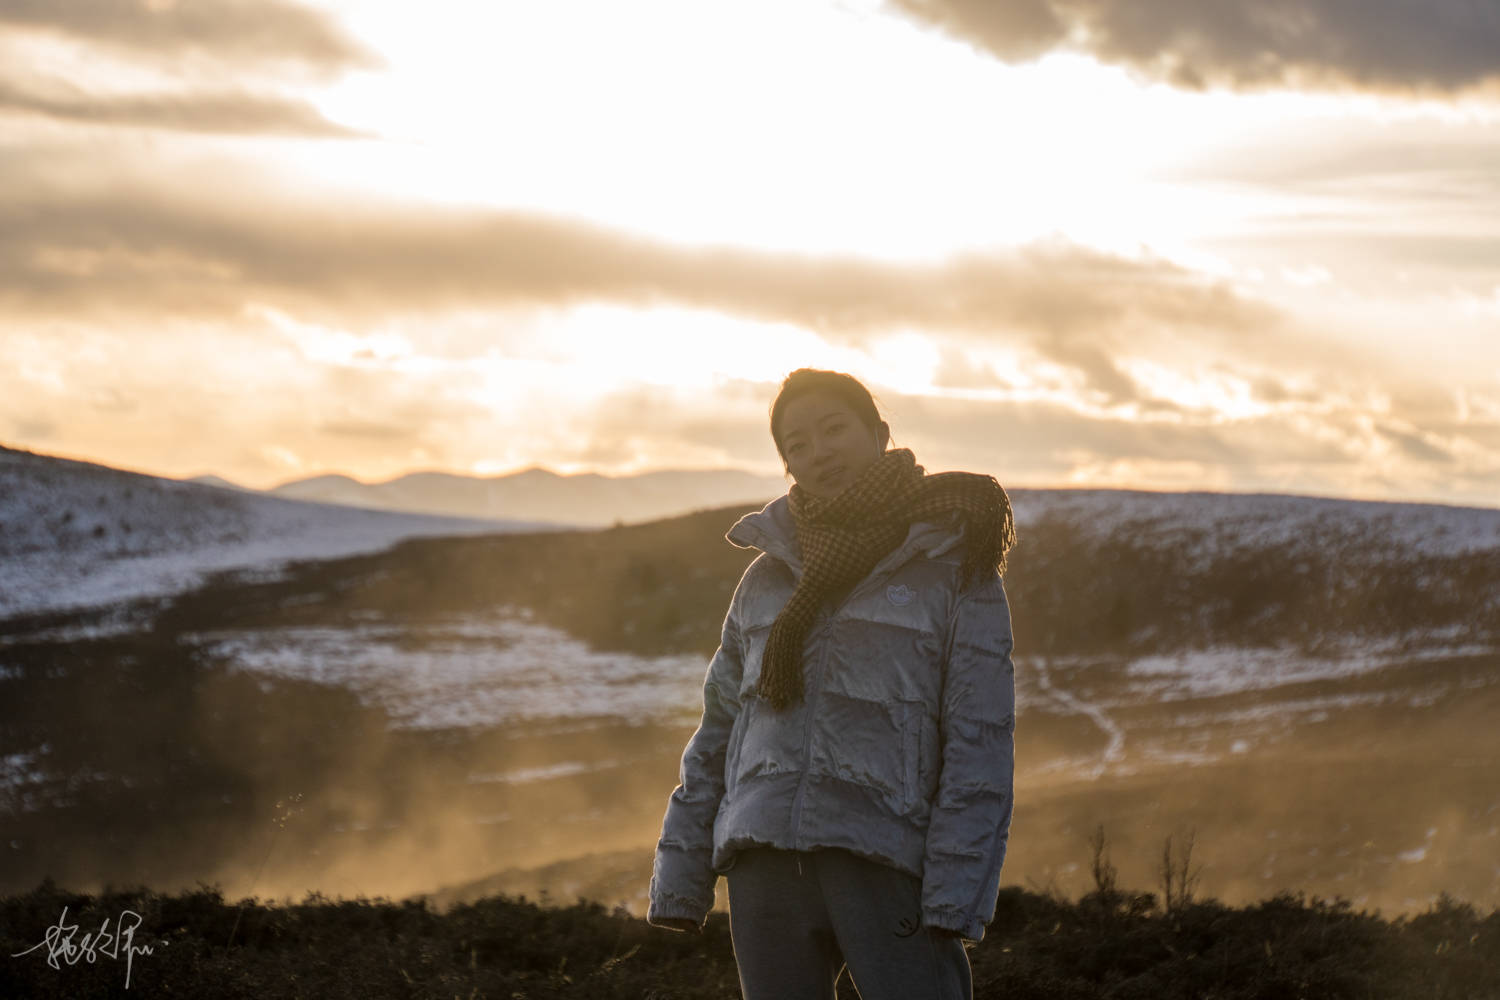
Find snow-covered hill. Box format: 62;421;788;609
1011;487;1500;564
0;445;549;623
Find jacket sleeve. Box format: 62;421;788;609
646;604;745;928
921;571;1015;941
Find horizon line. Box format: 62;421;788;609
6;439;1497;515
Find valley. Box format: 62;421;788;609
4;485;1498;918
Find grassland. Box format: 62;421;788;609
3;869;1497;999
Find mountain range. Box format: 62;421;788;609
194;465;790;528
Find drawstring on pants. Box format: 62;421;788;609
797;855;803;876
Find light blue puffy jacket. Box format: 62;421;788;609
647;494;1016;941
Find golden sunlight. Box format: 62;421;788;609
304;2;1290;263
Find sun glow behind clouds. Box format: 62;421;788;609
5;0;1498;504
1120;360;1270;422
259;309;418;368
497;306;844;388
303;0;1298;263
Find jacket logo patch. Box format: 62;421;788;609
886;584;915;606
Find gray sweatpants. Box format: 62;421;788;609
725;846;973;1000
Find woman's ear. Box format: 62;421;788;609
878;420;891;451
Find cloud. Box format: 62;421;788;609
0;322;492;485
0;1;374;139
1205;230;1500;299
8;417;58;441
0;78;364;136
317;419;419;440
1175;133;1500;201
886;0;1500;94
886;0;1067;61
1376;421;1456;465
0;168;1279;405
9;311;1498;505
0;0;377;77
897;393;1243;472
933;348;1007;390
885;390;1500;504
1041;341;1142;405
578;382;790;472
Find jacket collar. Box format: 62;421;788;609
726;493;965;581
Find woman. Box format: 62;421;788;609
647;368;1017;1000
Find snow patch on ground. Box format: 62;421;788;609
184;612;709;728
0;747;51;815
0;602;161;647
1165;692;1392;729
1123;635;1496;699
1015;642;1496;781
467;761;618;784
1398;828;1439;863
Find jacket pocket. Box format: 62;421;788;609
724;701;751;794
812;692;910;813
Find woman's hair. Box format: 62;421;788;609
769;368;885;465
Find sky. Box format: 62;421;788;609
2;0;1498;506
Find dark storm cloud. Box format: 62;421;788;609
887;0;1500;94
0;79;364;136
0;175;1277;402
0;0;377;76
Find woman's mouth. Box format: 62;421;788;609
818;466;845;485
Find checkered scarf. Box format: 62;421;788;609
756;448;1016;711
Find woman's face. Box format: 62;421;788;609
777;391;889;499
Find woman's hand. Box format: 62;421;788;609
656;917;702;934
